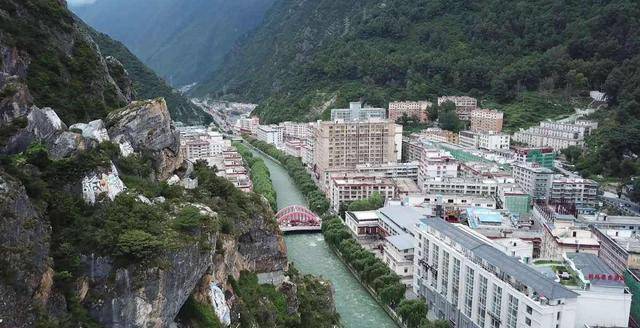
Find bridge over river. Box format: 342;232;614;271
276;204;322;232
248;146;398;328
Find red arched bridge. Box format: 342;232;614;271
276;205;322;233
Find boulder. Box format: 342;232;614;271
69;119;110;143
48;131;97;160
107;98;183;180
27;107;66;140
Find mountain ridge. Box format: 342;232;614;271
71;0;276;86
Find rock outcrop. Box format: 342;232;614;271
105;56;135;102
107;98;183;180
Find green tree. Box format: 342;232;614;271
116;229;163;260
347;192;384;212
398;299;428;328
561;145;582;165
438;110;462;133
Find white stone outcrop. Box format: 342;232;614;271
81;162;126;204
209;283;231;326
69;119;109;143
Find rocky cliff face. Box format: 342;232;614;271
81;235;216;327
107;99;183;180
0;171;63;328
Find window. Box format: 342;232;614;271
477;276;488;328
489;285;502;328
525;317;531;326
452;258;461;307
464;267;475;317
507;294;519;328
526;305;532;315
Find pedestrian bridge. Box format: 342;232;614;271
276;205;322;233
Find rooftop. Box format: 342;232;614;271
378;205;428;234
566;252;626;288
420;218;578;300
386;233;415;251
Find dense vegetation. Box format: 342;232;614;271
199;0;640;125
230;268;340;328
235;142;278;210
346;192;384;212
85;27;211;125
0;0;128;124
245;137;330;214
176;296;223;328
72;0;275;86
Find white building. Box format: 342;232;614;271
459;131;510;150
279;121;311;139
384;233;416;286
512;121;598;151
421;177;498;196
256;125;284;147
414;218;579;328
330;101;387;121
355;161;419;181
563;252;632;328
417;147;459;192
235;116;260;134
179;126;231;162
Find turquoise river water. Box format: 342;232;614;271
249;148;397;328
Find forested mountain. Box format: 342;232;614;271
71;0;276;86
84;26;211;124
197;0;639;122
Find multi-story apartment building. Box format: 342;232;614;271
234;116;260;135
414;218;579;328
330;176;396;211
437;96;478;120
279;121;311;139
470;109;504;133
550;177;598;209
313;120;401;186
330;101;387;121
355;161;419;181
512;146;556;169
459;131;510;150
421;127;459;144
421;177;498;196
512;121;598;151
388;101;432;123
256;125;284;147
512;163;554;201
179;127;231;162
417;148;459;191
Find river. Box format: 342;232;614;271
249;148;397;328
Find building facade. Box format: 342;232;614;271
388;101;431;123
329;176;396;211
256;125;284;147
421;177;498;196
414;218;579;328
313;120;401;185
512;163;554;201
437;96;478;120
330;101;387;121
459;131;510;150
470;109;504;133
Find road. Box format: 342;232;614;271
602;196;640;216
